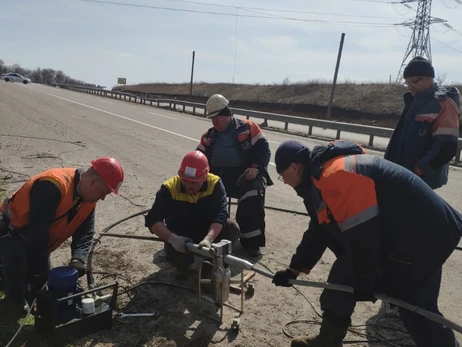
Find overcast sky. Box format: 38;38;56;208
1;0;462;88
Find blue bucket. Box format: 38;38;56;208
48;266;79;318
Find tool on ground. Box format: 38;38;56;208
34;266;118;345
116;312;159;319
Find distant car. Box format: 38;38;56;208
0;72;31;84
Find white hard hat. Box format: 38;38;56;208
206;94;229;118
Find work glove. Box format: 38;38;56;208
272;268;297;287
198;236;213;249
168;233;192;254
69;259;86;278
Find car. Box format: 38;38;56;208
0;72;31;84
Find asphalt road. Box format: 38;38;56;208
3;82;462;211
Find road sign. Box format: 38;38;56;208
117;77;127;85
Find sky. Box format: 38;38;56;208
1;0;462;89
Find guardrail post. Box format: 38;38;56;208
368;135;375;147
183;105;185;112
204;108;206;116
150;100;153;106
456;148;461;162
336;130;341;139
193;107;196;114
284;122;288;131
246;115;250;120
308;125;313;136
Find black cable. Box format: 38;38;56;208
86;210;457;346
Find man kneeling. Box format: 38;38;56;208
145;151;240;275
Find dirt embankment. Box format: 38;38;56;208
114;82;412;128
114;82;462;130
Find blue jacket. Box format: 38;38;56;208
385;84;460;189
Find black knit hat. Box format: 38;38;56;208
403;56;435;78
275;140;310;174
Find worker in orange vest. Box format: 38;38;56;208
0;157;124;313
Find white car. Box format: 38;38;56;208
1;72;31;84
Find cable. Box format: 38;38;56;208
5;298;37;347
75;0;397;27
157;0;402;19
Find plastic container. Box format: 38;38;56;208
48;266;79;319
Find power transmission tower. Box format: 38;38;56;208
395;0;446;83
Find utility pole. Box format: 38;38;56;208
395;0;445;83
327;33;345;120
189;51;195;100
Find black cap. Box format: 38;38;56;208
275;140;310;174
403;56;435;78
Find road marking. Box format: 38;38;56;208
149;112;176;120
45;92;276;166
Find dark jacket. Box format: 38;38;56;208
197;118;273;186
145;173;228;241
290;141;462;296
385;84;460;189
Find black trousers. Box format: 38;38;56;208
164;219;240;270
210;166;267;250
319;252;456;347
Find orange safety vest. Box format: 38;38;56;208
0;168;96;253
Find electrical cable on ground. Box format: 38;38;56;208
83;207;460;346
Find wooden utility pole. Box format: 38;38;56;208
327;33;345;120
189;51;195;100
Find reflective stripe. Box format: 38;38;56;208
240;228;262;238
344;155;356;173
416;113;439;121
433;128;459;137
251;132;264;146
238;189;258;203
339;205;379;231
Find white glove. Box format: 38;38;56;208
168;233;192;254
198;236;213;249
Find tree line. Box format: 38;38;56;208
0;59;99;88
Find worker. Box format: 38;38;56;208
0;157;124;313
196;94;273;258
385;56;460;190
145;150;240;276
272;139;461;347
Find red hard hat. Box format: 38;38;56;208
178;151;209;182
91;157;124;194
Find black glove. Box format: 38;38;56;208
353;285;377;303
272;269;297;287
69;259;86;278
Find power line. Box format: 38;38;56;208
433;37;462;54
75;0;397;27
156;0;402;20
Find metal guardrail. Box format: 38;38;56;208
58;84;462;162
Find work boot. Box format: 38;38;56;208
291;311;350;347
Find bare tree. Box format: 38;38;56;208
55;70;65;84
436;73;447;86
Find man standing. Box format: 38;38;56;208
385;56;460;189
145;151;240;274
0;157;124;312
197;94;273;258
272;139;461;347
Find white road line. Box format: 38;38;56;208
45;92;276;166
149;112;176;120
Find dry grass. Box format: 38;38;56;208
114;81;418;116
